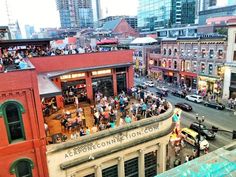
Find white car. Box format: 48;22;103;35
146;81;155;87
185;94;203;103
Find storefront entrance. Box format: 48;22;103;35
92;76;114;97
117;73;127;94
61;80;87;105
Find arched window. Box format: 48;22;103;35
0;100;25;143
163;48;166;55
10;158;34;177
168;49;172;56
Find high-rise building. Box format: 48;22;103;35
198;0;236;25
56;0;94;29
92;0;101;22
25;25;35;39
137;0;196;33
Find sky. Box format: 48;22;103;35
0;0;138;34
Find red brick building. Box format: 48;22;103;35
0;64;49;177
0;49;134;176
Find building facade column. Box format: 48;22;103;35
223;66;231;99
112;69;118;96
118;157;125;177
86;72;93;101
95;165;102;177
127;66;134;89
138;149;145;177
157;143;166;173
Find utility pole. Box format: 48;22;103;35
195;114;205;158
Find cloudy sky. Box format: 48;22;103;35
0;0;138;32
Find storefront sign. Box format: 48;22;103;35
92;69;111;76
64;123;159;159
60;73;85;80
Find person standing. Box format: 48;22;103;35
74;95;79;109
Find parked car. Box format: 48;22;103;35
171;90;187;98
203;101;225;110
175;102;192;112
180;128;209;150
146;81;155;87
156;86;169;92
136;84;147;89
185;94;203;103
156;88;168;97
189;122;216;140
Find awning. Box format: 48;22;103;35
38;74;61;98
45;62;133;78
180;71;197;77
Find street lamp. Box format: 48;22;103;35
195;114;205;157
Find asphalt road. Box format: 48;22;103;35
134;77;236;152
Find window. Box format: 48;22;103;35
193;49;198;58
125;158;138;177
168;60;172;68
102;165;118;177
192;62;197;72
181;49;184;56
162;60;167;68
0;100;25;143
208;64;213;75
201;49;206;58
187;49;191;56
201;63;205;73
154;60;157;66
145;152;157;177
218;49;223;59
174;49;177;56
234;51;236;61
168;49;172;56
181;60;185;71
158;60;161;66
10;158;34;177
163;48;166;55
185;61;190;71
217;66;222;76
209;49;214;59
174;61;177;69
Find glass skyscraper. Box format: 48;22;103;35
56;0;93;29
137;0;196;33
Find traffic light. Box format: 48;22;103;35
232;130;236;140
212;126;219;133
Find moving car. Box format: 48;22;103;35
175;102;192;112
171;90;187;98
180;128;209;150
156;86;168;92
203;101;225;110
136;84;147;89
189;122;216;140
185;94;203;103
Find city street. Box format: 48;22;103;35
134;77;236;152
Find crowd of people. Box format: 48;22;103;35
47;88;170;143
0;44;120;72
228;97;236;110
